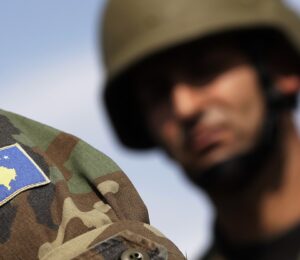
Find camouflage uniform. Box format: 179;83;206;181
0;109;185;260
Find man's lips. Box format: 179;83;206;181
186;127;224;153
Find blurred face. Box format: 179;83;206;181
133;40;266;178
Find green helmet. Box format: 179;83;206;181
101;0;300;149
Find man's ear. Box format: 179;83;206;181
276;75;300;95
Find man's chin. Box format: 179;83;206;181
183;158;239;191
182;148;268;194
182;118;279;193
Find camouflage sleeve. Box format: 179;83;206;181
0;110;185;260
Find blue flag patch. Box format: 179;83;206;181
0;143;50;206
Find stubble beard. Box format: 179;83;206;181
183;107;282;195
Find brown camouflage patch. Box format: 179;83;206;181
45;133;79;181
0;188;57;259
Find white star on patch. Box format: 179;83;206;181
3;156;9;160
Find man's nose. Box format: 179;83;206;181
171;82;205;120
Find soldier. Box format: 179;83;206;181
101;0;300;259
0;110;185;260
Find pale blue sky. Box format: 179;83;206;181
1;1;300;259
0;0;103;79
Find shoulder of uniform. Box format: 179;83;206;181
0;109;121;176
0;109;61;150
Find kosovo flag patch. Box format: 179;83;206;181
0;143;50;206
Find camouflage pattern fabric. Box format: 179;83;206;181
0;109;185;260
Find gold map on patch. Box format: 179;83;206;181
0;166;17;190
